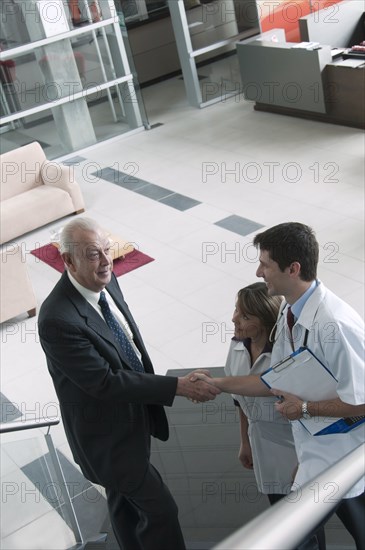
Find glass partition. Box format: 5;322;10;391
195;46;241;104
186;0;252;49
0;0;146;158
117;0;168;24
168;0;260;108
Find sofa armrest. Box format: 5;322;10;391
41;160;85;212
0;245;37;322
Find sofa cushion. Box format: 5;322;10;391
1;186;75;243
0;142;46;201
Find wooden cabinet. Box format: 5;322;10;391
323;62;365;128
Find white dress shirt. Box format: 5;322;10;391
67;271;142;361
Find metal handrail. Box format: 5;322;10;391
0;417;60;433
0;18;117;61
214;442;365;549
0;76;133;125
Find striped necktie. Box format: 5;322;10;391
98;290;144;372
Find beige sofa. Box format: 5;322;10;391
0;141;85;245
0;244;37;323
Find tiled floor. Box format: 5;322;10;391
0;73;363;549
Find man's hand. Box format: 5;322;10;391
188;371;218;386
176;371;221;402
271;389;302;420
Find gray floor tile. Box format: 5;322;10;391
159;193;201;211
134;182;174;200
116;176;151;191
214;215;264;237
62;156;87;166
94;167;149;190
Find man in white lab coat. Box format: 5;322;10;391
253;222;365;549
193;222;364;548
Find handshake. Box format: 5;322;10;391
176;369;220;403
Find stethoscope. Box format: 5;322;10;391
269;303;309;348
269;305;287;344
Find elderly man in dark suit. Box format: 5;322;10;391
38;217;219;550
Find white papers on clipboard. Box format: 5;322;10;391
261;347;365;436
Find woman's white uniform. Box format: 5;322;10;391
271;281;365;498
225;339;298;494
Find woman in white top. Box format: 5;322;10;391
226;282;298;504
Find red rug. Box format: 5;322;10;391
31;244;154;277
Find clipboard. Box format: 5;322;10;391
261;347;365;436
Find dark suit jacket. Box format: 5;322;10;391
38;271;177;492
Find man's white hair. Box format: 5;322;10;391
59;217;107;255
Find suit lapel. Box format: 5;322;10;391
61;272;129;359
61;271;150;371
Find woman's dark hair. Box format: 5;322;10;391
236;282;282;338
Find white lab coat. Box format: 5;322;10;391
225;339;298;494
270;281;365;498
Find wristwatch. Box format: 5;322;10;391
301;401;311;420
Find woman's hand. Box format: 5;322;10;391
238;441;254;470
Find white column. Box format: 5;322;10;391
22;0;97;152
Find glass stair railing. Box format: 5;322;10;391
0;417;108;550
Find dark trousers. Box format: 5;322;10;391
295;491;365;550
335;492;365;550
267;493;326;550
268;491;365;550
105;463;186;550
